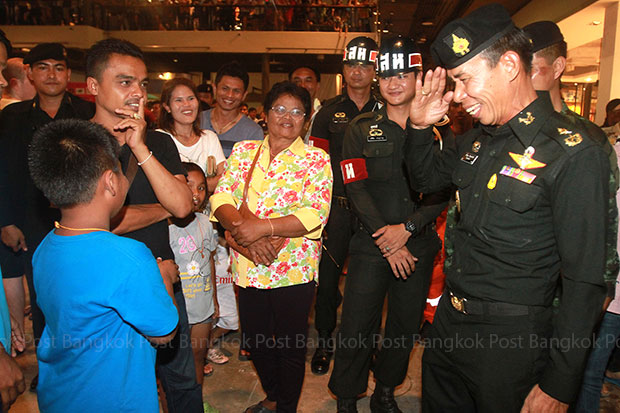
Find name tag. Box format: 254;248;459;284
460;152;478;164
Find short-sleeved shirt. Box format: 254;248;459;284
169;213;218;324
158;129;226;173
34;231;178;413
120;130;186;260
210;137;333;288
200;109;264;157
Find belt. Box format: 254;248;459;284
334;196;351;210
449;291;531;316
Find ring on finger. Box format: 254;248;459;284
132;113;142;120
385;246;391;252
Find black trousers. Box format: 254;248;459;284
314;200;356;335
422;296;552;413
328;233;440;398
239;282;315;413
156;284;203;413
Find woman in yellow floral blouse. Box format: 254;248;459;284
211;81;332;413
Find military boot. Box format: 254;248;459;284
336;398;358;413
369;382;402;413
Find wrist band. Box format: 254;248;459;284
137;151;153;166
268;218;274;237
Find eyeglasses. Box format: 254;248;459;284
271;105;305;119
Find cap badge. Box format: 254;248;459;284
518;112;535;125
451;33;470;57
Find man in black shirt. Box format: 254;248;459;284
0;44;94;385
308;36;381;376
86;38;201;412
408;5;609;411
329;36;446;413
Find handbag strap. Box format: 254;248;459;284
241;144;263;205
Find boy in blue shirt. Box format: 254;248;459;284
28;119;179;412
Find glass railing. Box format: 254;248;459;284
0;1;378;32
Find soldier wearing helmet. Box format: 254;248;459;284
329;36;448;412
308;36;382;377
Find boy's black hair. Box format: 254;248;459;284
29;119;121;208
215;61;249;91
86;38;144;80
182;161;205;179
0;29;12;57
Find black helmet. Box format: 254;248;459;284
377;36;422;78
343;36;379;66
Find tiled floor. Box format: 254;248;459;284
7;293;620;412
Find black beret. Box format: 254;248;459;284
24;43;68;65
431;3;515;69
522;21;564;53
197;83;213;94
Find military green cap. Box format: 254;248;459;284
431;4;515;69
522;21;564;53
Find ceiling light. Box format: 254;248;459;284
382;29;389;33
173;58;179;63
421;21;433;26
586;77;592;82
159;72;173;80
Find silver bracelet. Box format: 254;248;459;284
137;151;153;166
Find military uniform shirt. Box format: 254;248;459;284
407;91;609;402
310;92;380;197
342;106;448;256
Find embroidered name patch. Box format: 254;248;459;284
499;165;536;184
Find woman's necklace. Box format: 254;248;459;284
54;221;108;233
212;111;242;135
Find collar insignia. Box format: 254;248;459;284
518;112;535;125
472;141;481;153
451;34;470;56
564;133;583;147
557;128;572;135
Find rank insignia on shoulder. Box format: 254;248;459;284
472;141;481;153
518;112;535;125
333;112;348;124
461;152;478;165
500;165;536;184
564;133;583;147
367;128;386;142
557;128;572;135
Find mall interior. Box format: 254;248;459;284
2;0;620;412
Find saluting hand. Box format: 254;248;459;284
409;67;453;129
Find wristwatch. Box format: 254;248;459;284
404;220;417;236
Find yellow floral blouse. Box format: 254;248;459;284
210;136;333;289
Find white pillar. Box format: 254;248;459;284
596;2;620;125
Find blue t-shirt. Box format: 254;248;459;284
33;230;179;413
200;109;264;157
0;267;10;354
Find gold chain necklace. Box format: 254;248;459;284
54;221;109;233
212;111;242;135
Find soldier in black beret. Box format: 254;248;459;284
0;40;94;392
405;3;609;412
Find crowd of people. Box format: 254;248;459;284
1;3;620;413
0;0;377;32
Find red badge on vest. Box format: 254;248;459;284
308;136;330;153
340;158;368;184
